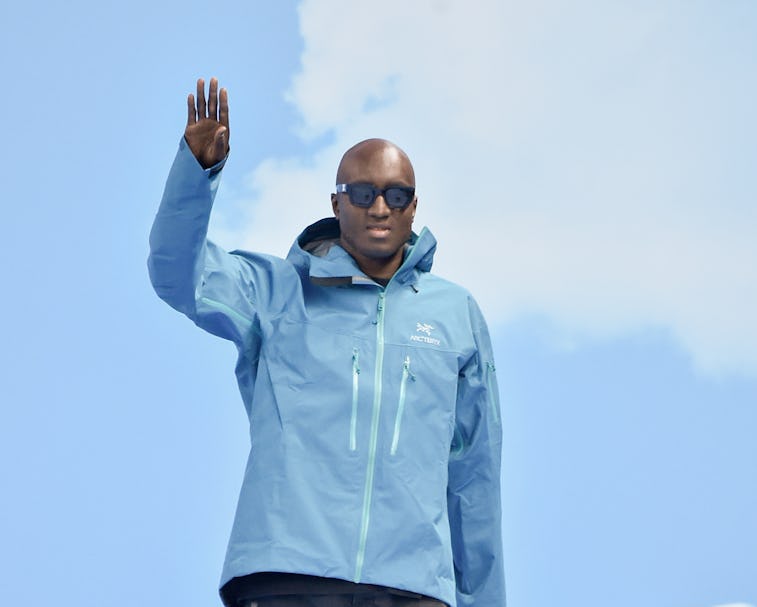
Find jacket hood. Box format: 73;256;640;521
286;217;437;287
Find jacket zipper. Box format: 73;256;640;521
350;348;360;451
485;361;500;423
354;290;386;582
390;356;415;456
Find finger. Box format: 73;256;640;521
186;93;196;125
208;77;218;120
219;87;230;132
196;78;207;119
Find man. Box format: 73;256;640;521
148;78;505;607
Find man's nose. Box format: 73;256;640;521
368;193;391;215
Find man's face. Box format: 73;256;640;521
331;142;417;280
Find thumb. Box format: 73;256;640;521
213;127;228;160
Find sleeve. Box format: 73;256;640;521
447;295;506;606
147;138;298;346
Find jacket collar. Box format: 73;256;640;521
286;217;437;287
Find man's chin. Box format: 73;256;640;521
340;237;403;267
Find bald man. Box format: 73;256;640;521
148;78;505;607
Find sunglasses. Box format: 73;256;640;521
336;183;415;209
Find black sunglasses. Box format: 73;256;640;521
335;183;415;209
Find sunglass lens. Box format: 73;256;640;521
385;188;412;208
348;185;376;207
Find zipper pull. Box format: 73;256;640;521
403;356;416;381
352;348;361;374
373;292;385;324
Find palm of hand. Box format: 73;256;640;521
185;118;226;168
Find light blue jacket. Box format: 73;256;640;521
148;139;505;607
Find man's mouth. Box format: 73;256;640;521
366;225;391;235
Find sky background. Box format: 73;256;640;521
1;1;755;607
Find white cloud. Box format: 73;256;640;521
212;0;757;377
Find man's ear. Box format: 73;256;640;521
331;193;339;218
411;197;418;221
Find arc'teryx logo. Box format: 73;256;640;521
410;322;441;346
416;322;434;335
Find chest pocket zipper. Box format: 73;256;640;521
485;361;500;424
390;356;416;455
351;348;360;451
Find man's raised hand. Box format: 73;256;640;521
185;77;230;169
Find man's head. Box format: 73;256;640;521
331;138;418;281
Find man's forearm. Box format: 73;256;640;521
147;138;225;316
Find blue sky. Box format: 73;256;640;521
1;1;755;606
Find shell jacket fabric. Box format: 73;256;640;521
147;139;506;607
